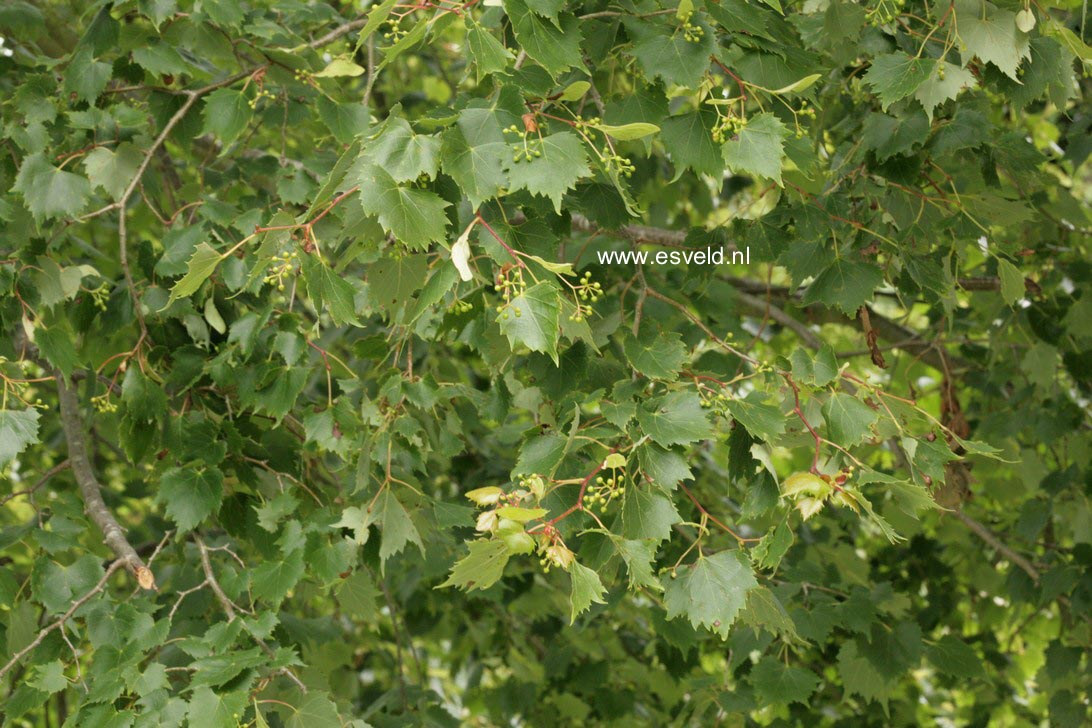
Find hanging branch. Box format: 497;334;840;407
54;372;155;590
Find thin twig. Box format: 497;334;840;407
194;536;308;693
0;460;70;506
0;560;125;681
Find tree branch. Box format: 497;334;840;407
731;287;823;350
54;373;154;590
567;218;971;372
721;277;969;372
194;536;308;693
0;560;125;682
0;459;70;506
952;509;1040;583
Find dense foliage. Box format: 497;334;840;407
1;0;1090;724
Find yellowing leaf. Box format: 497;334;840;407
466;486;504;506
781;472;830;499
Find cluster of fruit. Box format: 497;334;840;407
86;282;110;311
448;298;473;314
246;87;277;110
91;393;118;413
605;152;636;179
867;0;905;26
793;100;817;139
503;124;544;164
570;271;603;323
494;266;527;321
711;113;747;144
679;15;705;43
582;472;626;512
264;249;299;292
537;524;575;573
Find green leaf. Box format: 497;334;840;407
997;258;1024;305
514;432;566;476
721;113;789;184
367;488;424;563
505;132;590;213
622;483;681;542
955;0;1030;80
637;391;713;447
623;327;687;380
33;258;98;310
157;466;224;532
302;254;361;326
284;693;342;728
441;108;510;208
368;254;428;313
739;585;798;639
822;393;878;447
356;163;450;249
915;62;977;121
201;88;253;145
661;111;724;179
801;259;884;314
568;562;607;622
753;521;793;570
626;18;713;89
336;571;380;620
317;97;370;144
615;539;661;591
637;444;692;490
64;47;111;102
187;686;247;728
121;367;168;422
83;143;142;201
13;152;91;223
132;44;188;75
34;324;81;378
28;660;68;694
838;641;891;708
863;53;931;110
251;547;306;604
466;23;513;81
33;555;104;614
364;117;442;182
664;551;757;638
440;539;511;591
927;635;985;678
498;281;562;362
505;0;583;75
789;344;839;387
0;408;41;469
167;242;223;304
862;110;931;161
750;657;820;705
726;394;786;442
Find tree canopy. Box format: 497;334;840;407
1;0;1090;725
